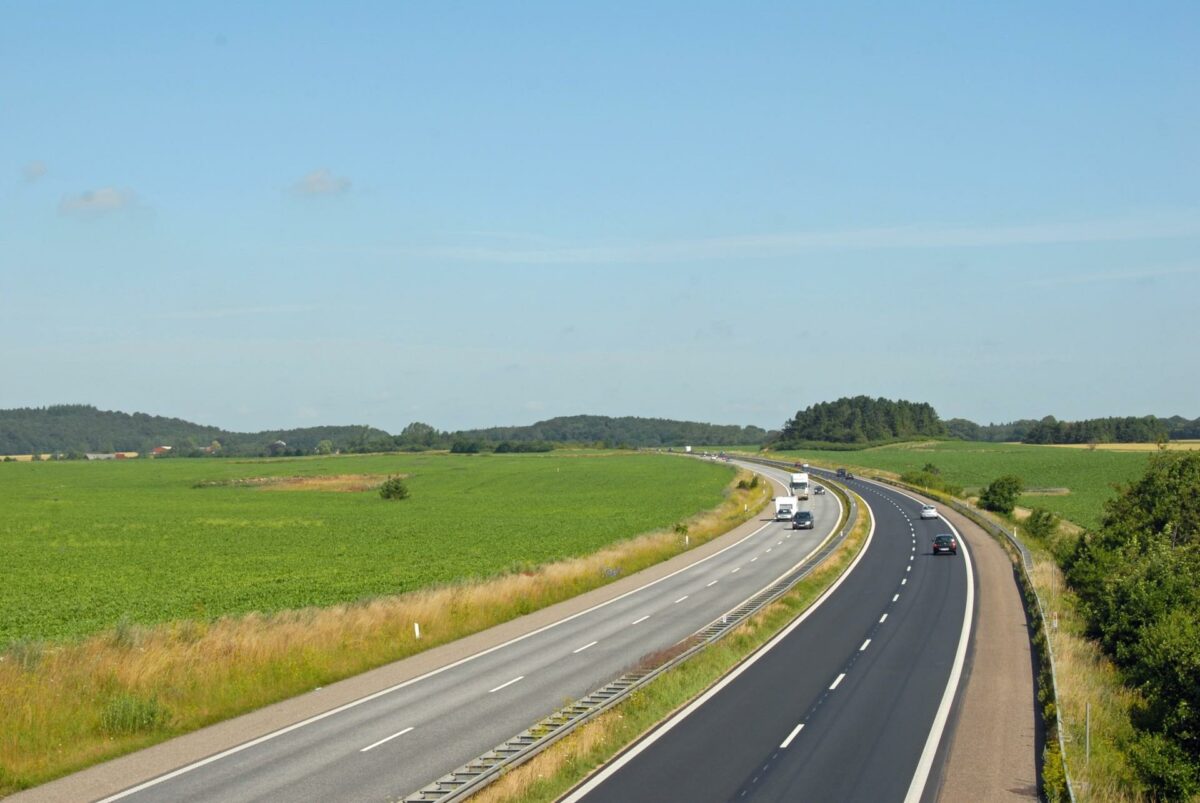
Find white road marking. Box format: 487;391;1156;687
631;615;650;625
489;676;524;693
573;641;597;654
675;595;689;604
780;723;805;749
776;541;783;546
766;548;773;553
360;726;413;752
731;567;741;573
751;557;758;562
707;580;719;587
902;578;908;585
907;565;912;572
829;673;846;690
860;639;871;651
879;613;888;623
893;593;900;602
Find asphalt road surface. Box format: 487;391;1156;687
564;471;974;803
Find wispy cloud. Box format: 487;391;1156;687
292;168;351;196
1021;266;1200;288
22;160;47;182
59;187;135;216
149;304;318;321
371;213;1200;265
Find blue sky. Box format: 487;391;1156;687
3;2;1198;432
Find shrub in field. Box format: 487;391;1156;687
979;474;1023;514
379;476;410;500
1023;507;1060;540
899;470;963;498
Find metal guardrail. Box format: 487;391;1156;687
403;464;860;803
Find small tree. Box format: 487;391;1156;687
379;476;410;500
1024;507;1060;540
316;439;334;455
921;462;941;475
979;475;1023;514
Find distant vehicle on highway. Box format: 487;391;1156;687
813;485;826;495
837;467;847;478
920;504;938;520
773;496;798;520
792;510;815;529
789;472;810;499
932;534;958;555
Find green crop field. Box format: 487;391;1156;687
0;452;732;647
769;440;1152;529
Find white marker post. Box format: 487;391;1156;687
414;622;421;640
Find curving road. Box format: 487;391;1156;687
85;462;843;802
563;470;974;803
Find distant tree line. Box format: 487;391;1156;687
945;414;1197;444
0;407;767;457
774;396;945;447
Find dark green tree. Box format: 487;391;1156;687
978;475;1023;514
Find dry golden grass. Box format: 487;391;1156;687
0;470;770;794
1047;441;1200;452
254;473;392;492
1028;539;1144;800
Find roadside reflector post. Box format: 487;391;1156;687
414;622;421;639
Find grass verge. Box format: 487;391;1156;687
469;485;869;803
0;469;771;796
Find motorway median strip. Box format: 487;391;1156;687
453;482;871;803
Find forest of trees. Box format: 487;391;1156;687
0;407;767;456
1066;452;1200;797
945;414;1197;444
775;396;945;446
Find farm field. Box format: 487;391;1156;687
0;451;733;647
768;440;1153;529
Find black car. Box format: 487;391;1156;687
792;510;815;530
932;534;958;555
813;485;826;495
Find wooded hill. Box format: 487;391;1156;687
0;406;766;456
775;396;946;447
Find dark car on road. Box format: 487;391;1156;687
792;510;815;530
932;534;958;555
813;485;826;495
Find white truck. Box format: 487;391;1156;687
789;472;810;500
773;495;798;521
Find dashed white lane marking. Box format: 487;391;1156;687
902;578;908;585
675;595;689;604
910;555;914;561
631;615;650;625
829;673;846;690
488;676;524;693
573;640;598;654
777;541;783;546
860;639;871;651
732;567;741;573
766;548;773;553
360;726;413;752
880;613;888;623
780;722;805;749
751;557;759;562
707;580;719;587
907;565;912;572
893;593;900;602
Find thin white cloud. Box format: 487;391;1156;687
292;168;351;196
149;304;318;321
59;187;135;215
1021;266;1200;288
22;160;47;182
370;213;1200;264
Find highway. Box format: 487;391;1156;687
99;461;844;802
563;470;974;803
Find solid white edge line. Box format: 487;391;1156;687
780;723;805;749
858;483;975;803
829;673;846;690
488;675;525;694
561;482;870;803
360;726;414;753
573;641;598;654
630;615;650;625
96;465;790;802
